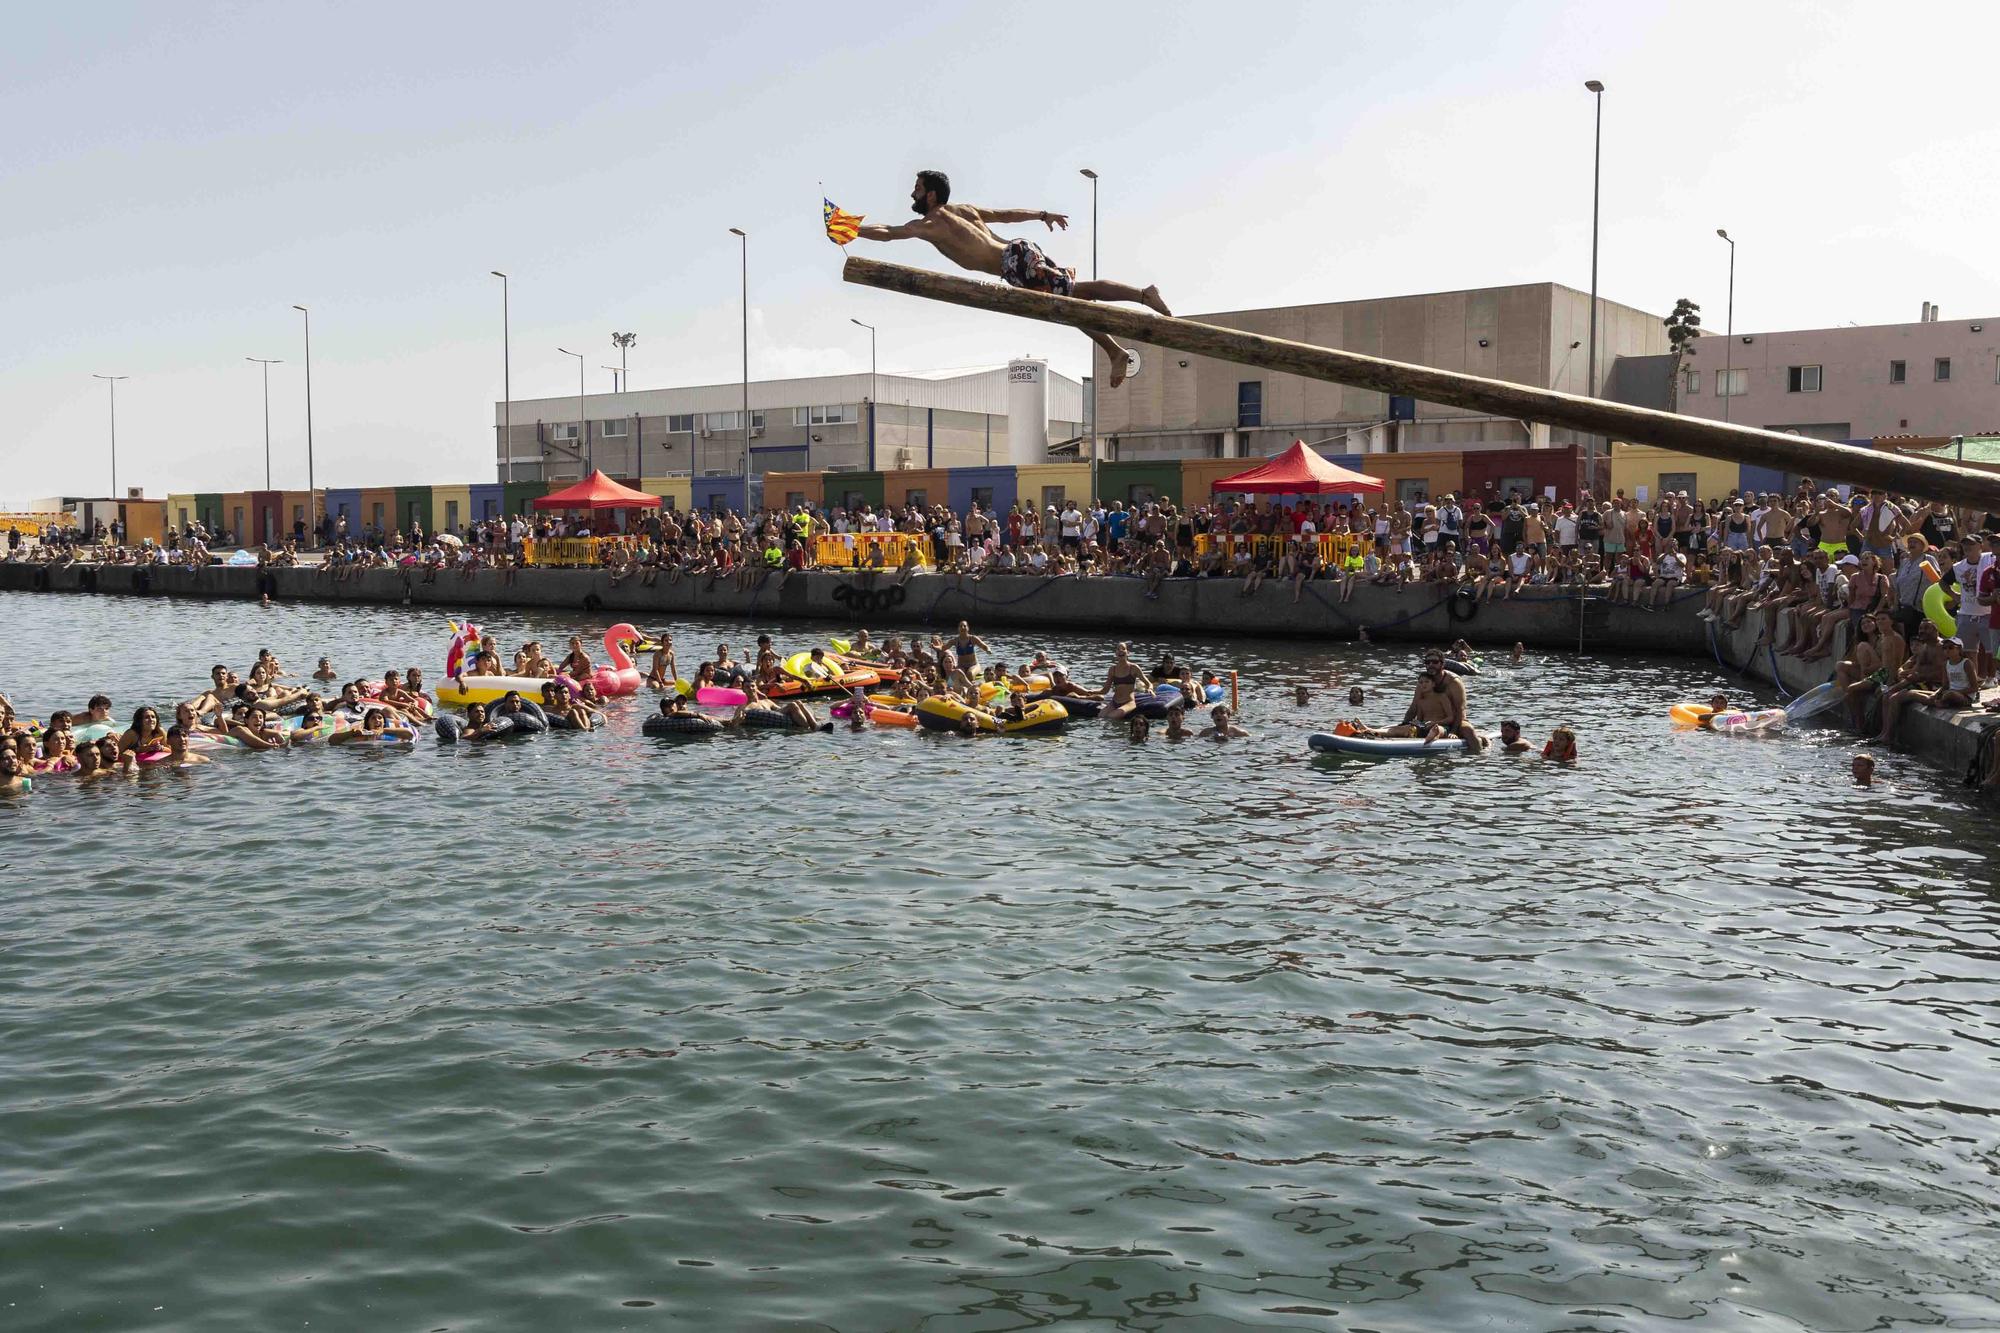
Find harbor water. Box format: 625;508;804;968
3;591;1997;1330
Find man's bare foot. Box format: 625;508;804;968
1106;351;1129;389
1142;285;1172;318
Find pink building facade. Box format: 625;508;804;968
1672;313;2000;441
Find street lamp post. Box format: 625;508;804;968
492;272;511;484
92;374;128;499
1716;229;1736;424
246;357;283;488
1079;167;1099;501
729;228;749;511
612;331;635;391
1583;80;1604;492
851;318;876;472
292;305;316;542
557;347;588;473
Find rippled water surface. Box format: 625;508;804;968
3;590;1999;1331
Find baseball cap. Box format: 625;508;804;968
1836;554;1860;567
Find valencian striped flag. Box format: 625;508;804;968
823;198;863;245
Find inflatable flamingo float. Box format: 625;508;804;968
586;623;645;697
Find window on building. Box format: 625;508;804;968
1786;365;1822;393
1042;485;1066;512
1716;368;1748;397
1395;478;1428;506
601;418;628;437
803;404;857;425
1683;369;1700;396
551;423;580;443
971;487;994;509
906;489;927;506
1889;359;1907;384
785;491;806;508
842;491;865;511
667;414;695;433
1660;472;1698;503
1236;381;1263;428
705;411;765;431
1936;357;1952;382
445;501;460;531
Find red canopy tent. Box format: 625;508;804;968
532;470;661;510
1210;440;1384;494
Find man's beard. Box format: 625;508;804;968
910;198;929;216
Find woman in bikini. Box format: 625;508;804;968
118;706;169;759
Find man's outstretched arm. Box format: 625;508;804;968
971;207;1067;230
855;222;922;242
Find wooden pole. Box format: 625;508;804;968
843;255;2000;513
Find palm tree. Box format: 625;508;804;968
1664;298;1702;412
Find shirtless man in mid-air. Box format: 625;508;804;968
854;170;1172;388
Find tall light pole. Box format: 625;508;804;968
851;318;876;472
558;347;588;473
492;272;511;484
246;357;283;488
1079;167;1100;500
612;331;635;390
92;374;128;498
1583;80;1604;492
1716;229;1736;424
729;227;749;510
292;305;316;542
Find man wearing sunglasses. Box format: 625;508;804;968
1414;650;1483;749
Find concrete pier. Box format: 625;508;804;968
5;560;1992;784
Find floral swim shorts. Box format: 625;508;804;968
1000;238;1075;296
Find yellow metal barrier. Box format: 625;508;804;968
1;513;72;537
521;537;608;567
814;532;932;568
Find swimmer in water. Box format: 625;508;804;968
98;735;138;775
313;657;339;681
0;745;30;794
644;633;677;690
1542;726;1578;762
1851;752;1876;786
1294;685;1310;706
1497;719;1531;754
1510;641;1526;666
164;725;211;767
119;706;168;759
1693;692;1732;730
1164;703;1190;739
1348;685;1366;707
1201;704;1248;741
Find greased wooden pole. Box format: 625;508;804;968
843;255;2000;512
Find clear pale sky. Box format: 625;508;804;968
5;0;1996;503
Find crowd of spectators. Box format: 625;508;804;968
13;482;1995;647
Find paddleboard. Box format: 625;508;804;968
1309;731;1468;757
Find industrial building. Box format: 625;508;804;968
493;363;1085;506
1090;282;1669;460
